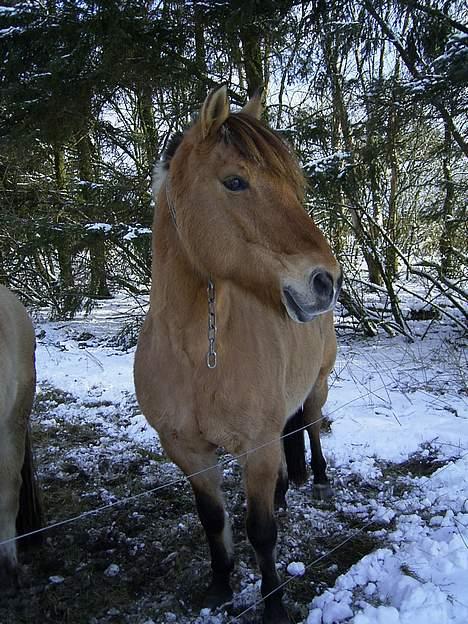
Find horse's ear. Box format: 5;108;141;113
241;86;264;119
199;85;230;140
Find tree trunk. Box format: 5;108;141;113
385;87;400;282
439;123;456;277
138;85;158;170
76;129;111;299
239;26;265;96
194;3;208;104
325;37;382;283
53;144;80;317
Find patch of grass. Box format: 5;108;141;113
394;457;447;478
33;384;77;414
400;564;425;583
7;382;441;624
82;399;114;409
382;447;450;479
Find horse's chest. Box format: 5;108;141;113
136;308;325;451
193;315;323;444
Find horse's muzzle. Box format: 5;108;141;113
281;269;342;323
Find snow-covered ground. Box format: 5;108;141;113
307;331;468;624
23;296;468;623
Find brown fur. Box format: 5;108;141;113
134;87;341;623
0;285;42;589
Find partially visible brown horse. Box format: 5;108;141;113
134;86;341;623
0;285;42;589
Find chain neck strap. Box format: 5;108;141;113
165;174;217;369
206;279;217;369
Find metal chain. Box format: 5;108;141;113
206;279;217;368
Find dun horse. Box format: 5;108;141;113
134;86;341;623
0;285;42;588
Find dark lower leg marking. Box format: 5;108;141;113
193;489;233;606
307;414;331;484
246;502;289;622
274;469;289;509
311;448;328;485
309;425;333;499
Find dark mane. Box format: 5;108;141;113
162;131;185;169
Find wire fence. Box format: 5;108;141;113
2;381;467;623
0;381;401;550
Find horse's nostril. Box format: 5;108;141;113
311;270;334;300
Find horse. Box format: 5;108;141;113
0;285;43;589
134;86;341;624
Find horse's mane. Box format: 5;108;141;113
152;132;184;197
162;131;184;168
154;113;305;201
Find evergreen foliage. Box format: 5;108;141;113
1;0;466;331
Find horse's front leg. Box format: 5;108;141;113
0;415;24;589
158;432;234;608
191;473;234;607
243;439;290;624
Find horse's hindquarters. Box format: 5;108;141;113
0;286;37;588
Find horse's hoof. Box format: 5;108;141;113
202;580;233;609
312;482;333;500
262;604;291;624
0;561;19;593
274;493;288;511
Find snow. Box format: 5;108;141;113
123;225;152;241
31;296;467;623
303;152;351;175
308;465;468;623
0;26;22;37
287;561;306;576
104;563;120;577
82;222;152;240
404;31;468;96
302;327;468;624
85;222;113;234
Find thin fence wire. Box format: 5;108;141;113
229;446;468;622
1;382;391;549
2;380;467;624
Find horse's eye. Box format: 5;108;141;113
223;176;249;192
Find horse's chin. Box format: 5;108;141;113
281;286;333;323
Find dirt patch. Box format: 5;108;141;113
2;386;395;624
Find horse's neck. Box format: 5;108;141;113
151;208;206;325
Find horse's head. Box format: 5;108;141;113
158;86;342;322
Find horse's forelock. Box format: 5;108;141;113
164;131;185;163
157;114;304;201
220;114;305;200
